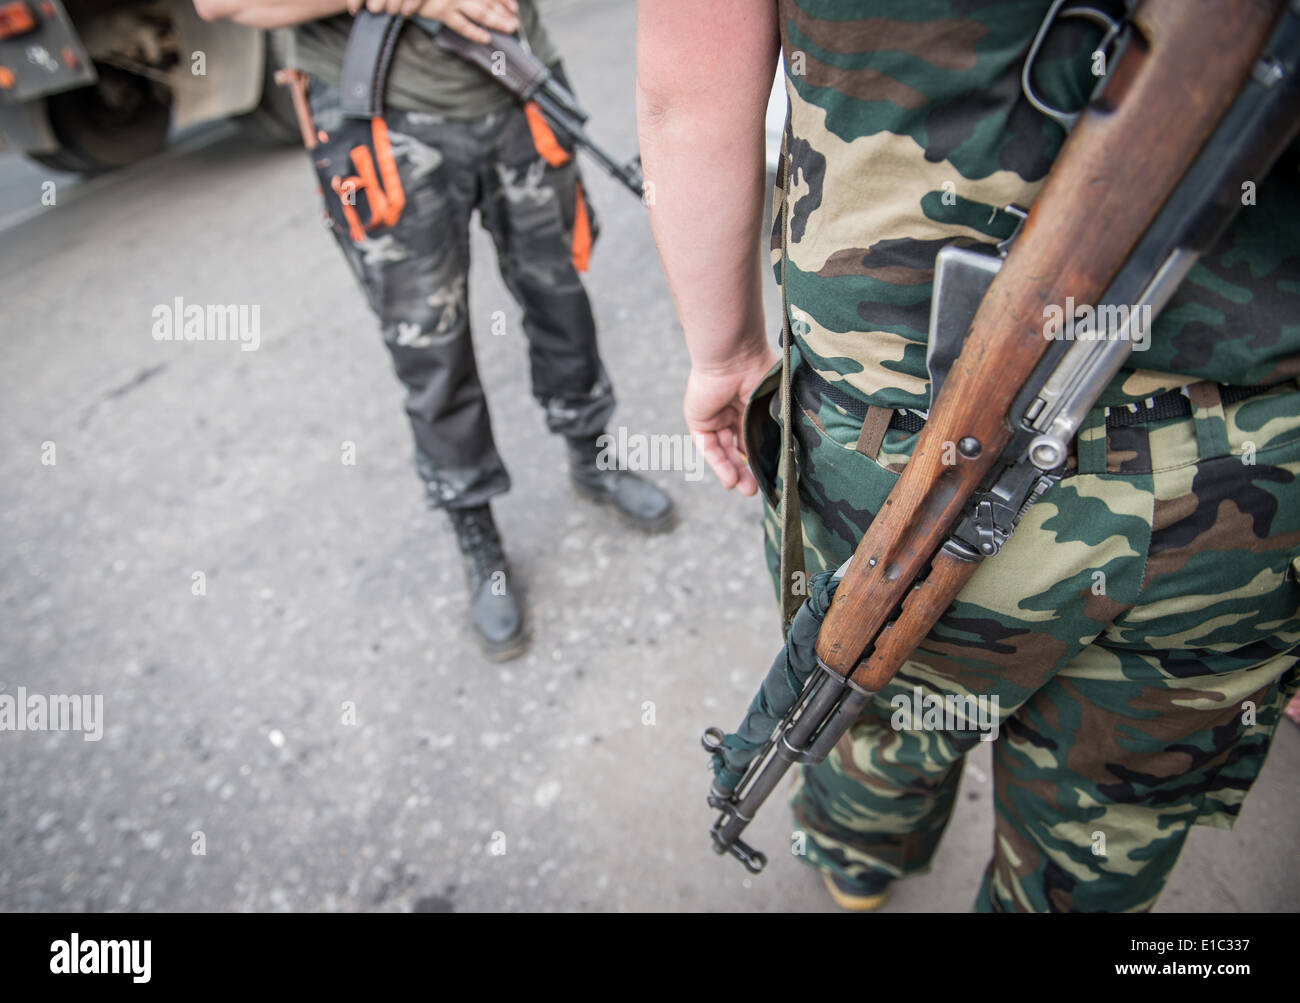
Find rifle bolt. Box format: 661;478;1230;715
958;437;982;458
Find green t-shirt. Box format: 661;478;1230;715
293;1;560;118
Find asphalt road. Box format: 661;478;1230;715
1;0;1296;913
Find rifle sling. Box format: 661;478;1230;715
776;126;806;637
340;11;403;119
340;13;553;121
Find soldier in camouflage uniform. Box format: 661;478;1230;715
199;0;673;660
639;0;1300;911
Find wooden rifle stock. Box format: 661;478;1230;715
814;0;1285;686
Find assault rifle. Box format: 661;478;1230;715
702;0;1300;873
411;17;645;197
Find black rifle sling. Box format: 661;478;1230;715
340;11;403;119
340;13;551;120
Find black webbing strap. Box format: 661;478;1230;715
792;366;925;433
890;410;927;433
795;362;1280;435
339;11;404;118
1220;383;1279;406
1104;390;1194;427
1104;383;1275;427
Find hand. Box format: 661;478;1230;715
346;0;519;45
684;348;778;496
347;0;424;16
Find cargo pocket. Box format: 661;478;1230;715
311;115;406;244
501;75;598;274
787;384;904;570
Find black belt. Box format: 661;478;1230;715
792;367;927;432
793;364;1277;433
1105;383;1270;426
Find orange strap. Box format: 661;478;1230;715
524;102;571;167
572;181;592;273
273;67;317;150
331;117;408;240
349;144;391;229
369;118;406;226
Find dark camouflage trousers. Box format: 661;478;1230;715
307;81;614;509
748;352;1300;912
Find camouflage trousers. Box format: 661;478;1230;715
307;80;614;509
749;350;1300;912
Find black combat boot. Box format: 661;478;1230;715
567;434;676;533
446;504;527;661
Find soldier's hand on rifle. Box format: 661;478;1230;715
684;350;777;497
346;0;519;45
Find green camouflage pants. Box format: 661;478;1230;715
749;352;1300;912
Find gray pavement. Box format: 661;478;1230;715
1;0;1296;913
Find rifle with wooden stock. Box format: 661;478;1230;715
702;0;1300;873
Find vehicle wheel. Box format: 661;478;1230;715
31;62;170;174
239;30;300;145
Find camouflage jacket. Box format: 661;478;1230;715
773;0;1300;411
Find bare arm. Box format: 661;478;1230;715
194;0;518;40
193;0;347;29
636;1;780;494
